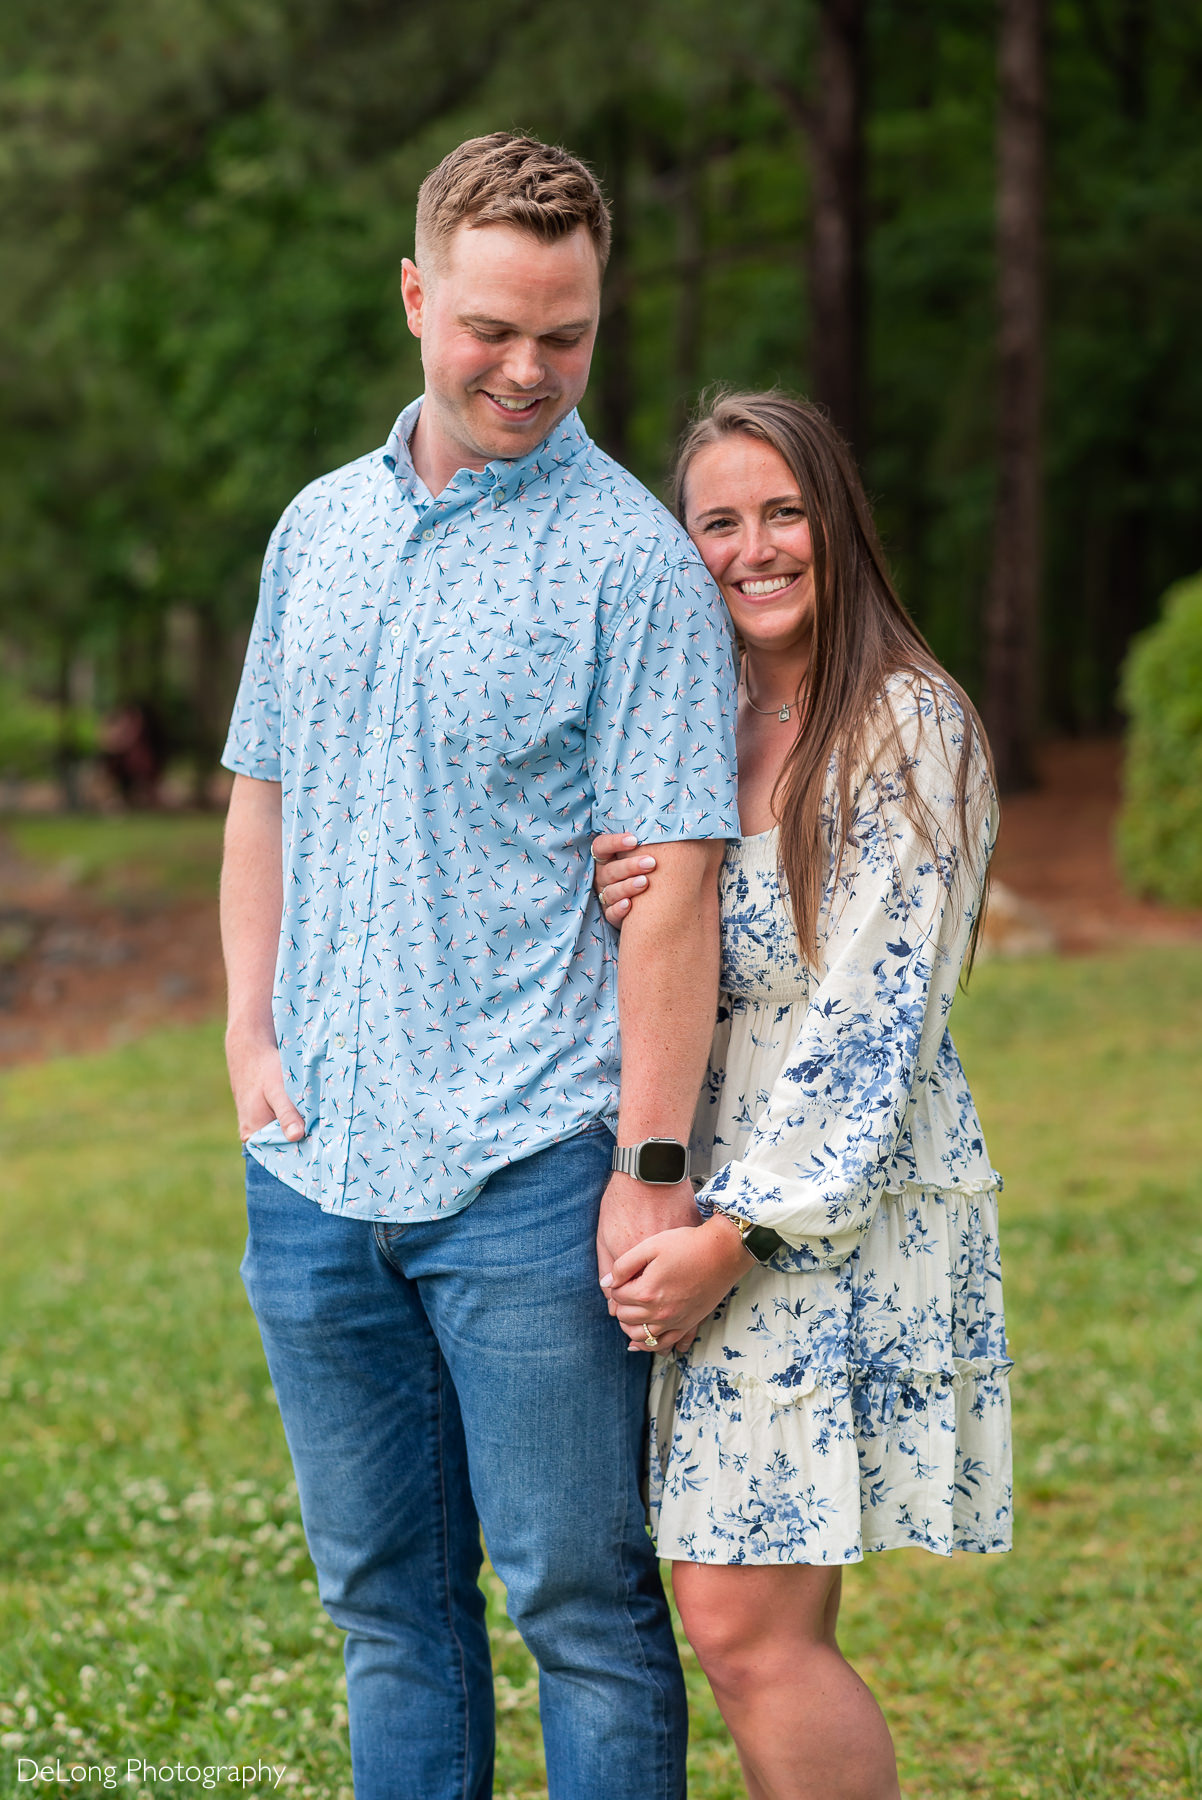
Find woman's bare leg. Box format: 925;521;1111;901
672;1561;901;1800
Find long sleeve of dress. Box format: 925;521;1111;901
697;679;996;1271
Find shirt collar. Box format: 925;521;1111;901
381;397;589;509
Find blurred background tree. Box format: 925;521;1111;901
1;0;1200;799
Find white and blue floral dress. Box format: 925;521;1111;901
648;677;1014;1564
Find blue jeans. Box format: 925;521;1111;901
240;1128;687;1800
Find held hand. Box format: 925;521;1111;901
596;1173;700;1329
602;1215;752;1354
591;832;658;927
225;1028;306;1145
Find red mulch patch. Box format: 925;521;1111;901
0;848;225;1067
990;739;1202;955
1;739;1198;1069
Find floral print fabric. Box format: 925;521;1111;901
648;676;1013;1562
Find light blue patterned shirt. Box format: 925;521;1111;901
222;398;740;1219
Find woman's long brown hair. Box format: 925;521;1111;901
674;390;995;968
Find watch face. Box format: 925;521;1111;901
744;1224;785;1263
637;1140;688;1183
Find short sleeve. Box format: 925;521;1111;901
221;512;293;781
586;552;740;842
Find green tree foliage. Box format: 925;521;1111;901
0;0;540;771
0;679;72;779
2;0;1202;781
1117;572;1202;907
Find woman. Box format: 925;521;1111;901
593;392;1012;1800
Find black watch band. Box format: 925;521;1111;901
723;1214;786;1264
611;1138;690;1184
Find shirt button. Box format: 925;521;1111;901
491;486;505;506
344;932;359;948
372;726;384;739
334;1035;346;1050
358;829;370;844
390;624;401;638
422;528;435;541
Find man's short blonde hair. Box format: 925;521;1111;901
415;132;611;272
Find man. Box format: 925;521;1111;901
220;133;739;1800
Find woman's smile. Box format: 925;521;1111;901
732;571;803;600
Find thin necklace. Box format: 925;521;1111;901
742;655;801;724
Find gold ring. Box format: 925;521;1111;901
600;886;610;908
642;1324;659;1348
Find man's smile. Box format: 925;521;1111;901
482;391;547;420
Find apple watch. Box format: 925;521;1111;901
611;1138;691;1184
721;1212;786;1264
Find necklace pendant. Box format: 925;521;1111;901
778;703;791;723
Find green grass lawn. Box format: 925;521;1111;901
1;948;1200;1799
3;815;225;904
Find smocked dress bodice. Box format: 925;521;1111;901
716;829;811;1002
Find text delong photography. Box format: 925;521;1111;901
15;1759;288;1790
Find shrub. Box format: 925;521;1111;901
1118;572;1202;907
0;680;62;779
0;680;99;783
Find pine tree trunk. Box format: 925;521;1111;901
984;0;1045;792
595;106;633;467
189;604;231;807
1102;0;1150;725
671;160;705;447
807;0;865;451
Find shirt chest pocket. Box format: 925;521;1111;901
423;617;576;766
